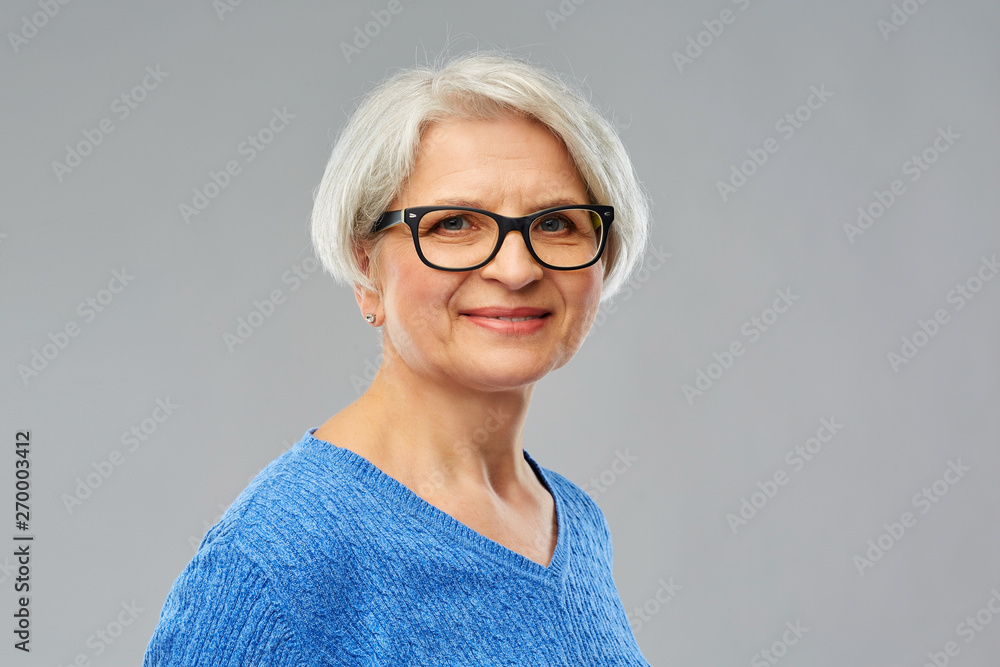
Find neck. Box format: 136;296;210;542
333;344;539;502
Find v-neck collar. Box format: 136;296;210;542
303;428;569;587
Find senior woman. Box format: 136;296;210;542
144;51;651;666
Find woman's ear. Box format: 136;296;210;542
354;285;380;325
352;241;382;322
352;240;370;277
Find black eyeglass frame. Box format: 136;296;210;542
371;204;615;272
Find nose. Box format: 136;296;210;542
478;230;544;288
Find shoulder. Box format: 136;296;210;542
144;539;304;666
196;431;368;573
148;432;370;664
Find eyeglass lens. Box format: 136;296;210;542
415;209;603;269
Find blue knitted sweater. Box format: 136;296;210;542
143;428;650;666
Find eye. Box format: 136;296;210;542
536;215;569;233
437;215;470;232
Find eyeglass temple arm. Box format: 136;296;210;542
372;210;405;233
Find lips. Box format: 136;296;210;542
460;307;550;320
460;307;551;334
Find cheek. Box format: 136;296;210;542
574;267;604;319
383;260;462;347
554;269;603;347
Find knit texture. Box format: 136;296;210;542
143;428;650;666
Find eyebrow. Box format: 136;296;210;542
427;197;587;211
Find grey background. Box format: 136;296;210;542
2;0;999;665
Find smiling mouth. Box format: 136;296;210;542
485;315;547;321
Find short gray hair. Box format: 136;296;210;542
310;50;651;303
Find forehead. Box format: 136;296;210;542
399;115;588;207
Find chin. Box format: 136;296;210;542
459;355;558;391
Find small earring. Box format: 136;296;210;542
364;313;376;324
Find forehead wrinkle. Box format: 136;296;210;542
423;166;587;214
408;118;589;213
